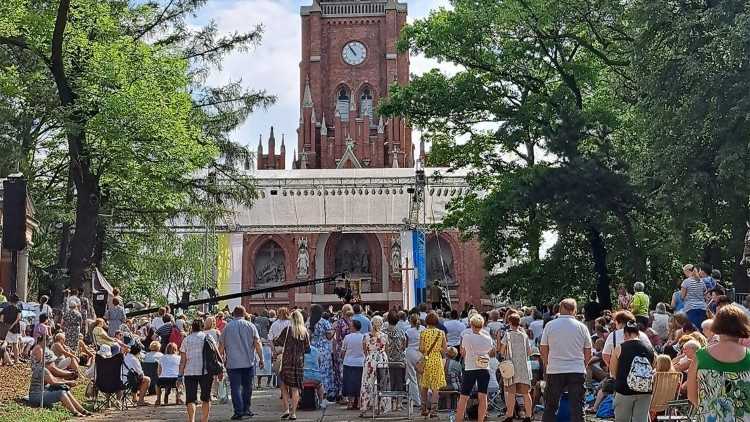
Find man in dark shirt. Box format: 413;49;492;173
1;293;22;363
155;314;176;352
583;291;602;333
253;309;271;340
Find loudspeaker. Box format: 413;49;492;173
181;291;190;303
2;177;27;251
93;292;108;318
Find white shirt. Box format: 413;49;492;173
65;296;81;311
486;321;505;339
406;326;424;350
269;319;291;342
444;320;466;346
529;319;544;340
341;332;366;367
151;317;165;331
158;354;181;378
180;332;211;376
121;353;144;384
143;351;163;363
462;331;494;371
540;315;592;374
602;328;652;355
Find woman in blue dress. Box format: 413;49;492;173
308;304;335;399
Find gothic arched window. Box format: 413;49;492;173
360;87;373;117
336;87;350;121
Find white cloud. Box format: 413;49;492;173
196;0;458;167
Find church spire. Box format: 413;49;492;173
257;134;263;151
269;126;275;141
302;76;314;108
311;107;317;124
320;114;327;136
281;134;286;153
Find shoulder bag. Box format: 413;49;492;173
499;331;515;379
415;329;441;375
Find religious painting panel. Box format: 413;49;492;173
254;240;287;286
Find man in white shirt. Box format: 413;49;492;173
528;311;544;342
444;310;466;348
601;310;652;368
540;299;591;422
151;307;166;331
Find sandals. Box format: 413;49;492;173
281;411;291;419
586;408;597;414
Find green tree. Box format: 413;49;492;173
381;0;644;307
1;0;273;296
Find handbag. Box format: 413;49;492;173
469;342;490;369
498;331;515;379
272;327;290;374
415;330;441;375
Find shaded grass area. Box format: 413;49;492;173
0;365;88;422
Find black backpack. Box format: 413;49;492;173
202;337;224;376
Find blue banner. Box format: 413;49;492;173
413;230;427;306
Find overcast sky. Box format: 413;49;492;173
194;0;454;168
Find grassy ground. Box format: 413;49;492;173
0;365;87;422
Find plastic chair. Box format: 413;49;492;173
372;361;412;420
141;361;157;395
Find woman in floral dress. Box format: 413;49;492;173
419;311;447;417
274;310;311;420
360;315;392;417
334;304;353;403
688;305;750;422
61;302;83;354
308;304;335;399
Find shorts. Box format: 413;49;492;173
28;389;67;408
5;332;19;343
157;377;178;388
461;369;490;396
184;374;213;404
55;357;72;369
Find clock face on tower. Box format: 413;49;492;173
342;41;367;66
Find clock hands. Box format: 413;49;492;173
348;45;357;56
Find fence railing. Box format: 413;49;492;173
322;2;386;17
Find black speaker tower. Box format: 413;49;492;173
2;176;27;252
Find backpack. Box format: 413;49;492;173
202;337;224;376
626;355;654;393
169;325;183;348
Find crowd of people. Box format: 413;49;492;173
1;262;750;422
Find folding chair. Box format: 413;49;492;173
488;389;505;412
657;400;695;422
372;361;412;420
88;353;129;411
650;372;682;414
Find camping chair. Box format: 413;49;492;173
649;372;682;414
657;400;695;422
372;361;412;420
88;353;129;411
141;361;157;395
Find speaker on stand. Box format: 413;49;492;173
2;176;28;295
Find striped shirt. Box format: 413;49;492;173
681;278;707;312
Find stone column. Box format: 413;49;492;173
16;248;29;302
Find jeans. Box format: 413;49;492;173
227;366;255;415
686;309;707;331
541;372;586;422
614;393;651;422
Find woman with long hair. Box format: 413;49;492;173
681;264;708;330
273;310;310;421
334;303;354;404
308;304;334;402
419;311;448;418
359;315;392;417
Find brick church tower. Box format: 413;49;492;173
291;0;412;170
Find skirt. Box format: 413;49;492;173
342;365;363;397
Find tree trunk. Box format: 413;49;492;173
51;172;74;307
67;168;100;292
734;219;750;292
587;225;612;310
